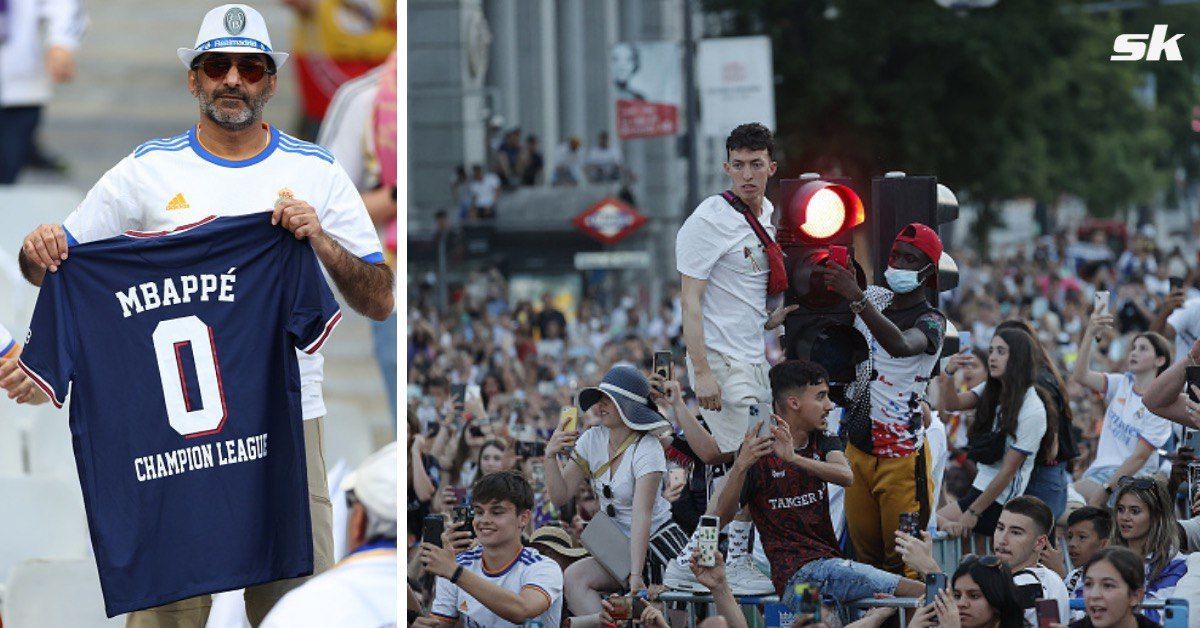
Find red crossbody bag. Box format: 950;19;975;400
720;190;788;295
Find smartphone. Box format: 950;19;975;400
1093;290;1110;315
451;486;469;506
899;512;921;537
755;405;777;438
1035;598;1060;628
1163;598;1188;628
453;506;476;538
1187;366;1200;403
1171;276;1185;291
959;331;972;353
450;384;467;405
560;406;579;433
530;460;546;488
653;351;674;382
1183;428;1200;452
697;515;720;567
422;514;445;547
925;572;947;607
829;245;849;269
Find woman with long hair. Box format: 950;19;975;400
1071;546;1158;628
1071;304;1173;508
951;555;1024;628
937;329;1047;537
1106;477;1187;624
995;319;1078;522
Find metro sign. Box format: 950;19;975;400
573;197;647;245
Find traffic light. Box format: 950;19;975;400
868;172;960;305
778;174;870;404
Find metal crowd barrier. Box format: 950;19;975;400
931;530;992;575
657;592;779;628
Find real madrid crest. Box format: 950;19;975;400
224;7;246;35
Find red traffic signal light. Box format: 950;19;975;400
781;180;865;245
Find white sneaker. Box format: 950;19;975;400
662;558;709;593
724;555;775;596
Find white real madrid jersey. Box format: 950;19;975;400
60;124;384;420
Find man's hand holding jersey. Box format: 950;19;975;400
0;352;50;406
270;196;395;321
21;223;70;276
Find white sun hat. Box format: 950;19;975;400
177;4;289;70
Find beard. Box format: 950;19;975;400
196;86;269;131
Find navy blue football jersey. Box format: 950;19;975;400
18;212;340;616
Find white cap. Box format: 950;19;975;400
341;442;397;523
177;4;289;70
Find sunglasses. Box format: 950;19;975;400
1116;476;1158;491
192;55;274;83
601;483;616;517
963;554;1003;568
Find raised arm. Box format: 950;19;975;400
1071;312;1113;394
818;262;931;357
938;354;981;412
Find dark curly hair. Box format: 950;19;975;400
726;123;775;160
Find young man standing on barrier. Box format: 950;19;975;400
897;495;1069;625
669;122;794;595
819;224;947;579
711;360;927;609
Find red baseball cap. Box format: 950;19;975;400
893;223;943;287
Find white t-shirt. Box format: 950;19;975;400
0;322;15;358
1167;297;1200;364
1013;564;1070;627
572;426;672;534
584;145;623;170
59;125;383;421
431;546;564;628
470;173;501;208
969;385;1047;505
1088;373;1172;475
261;550;397;627
925;413;950;531
676;194;774;363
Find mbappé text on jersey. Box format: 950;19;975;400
115;268;238;318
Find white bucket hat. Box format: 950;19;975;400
177;4;289;70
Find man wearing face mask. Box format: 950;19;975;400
817;223;947;578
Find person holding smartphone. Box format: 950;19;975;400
710;360;928;608
1070;303;1173;507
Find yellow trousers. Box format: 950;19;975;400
843;443;932;580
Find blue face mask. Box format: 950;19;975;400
884;265;928;294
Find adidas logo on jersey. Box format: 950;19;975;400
166;193;190;211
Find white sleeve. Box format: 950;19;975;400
41;0;87;49
675;212;731;280
1012;389;1047;455
430;576;460;621
1140;412;1173;449
1102;373;1125;405
317;164;384;263
970;382;985;398
631;436;667;480
521;559;564;612
61;156;138;245
316;77;378;190
570;427;603;475
0;322;14;358
1167;302;1200;337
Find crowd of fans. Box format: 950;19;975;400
407;123;1200;627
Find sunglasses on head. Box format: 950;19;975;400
1116;476;1157;491
962;554;1002;569
192;55;274;83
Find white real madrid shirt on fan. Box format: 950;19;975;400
675;194;774;363
431;546;564;628
0;322;16;358
59;124;383;421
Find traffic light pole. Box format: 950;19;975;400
682;0;700;216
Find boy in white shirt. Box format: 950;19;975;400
418;471;564;628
